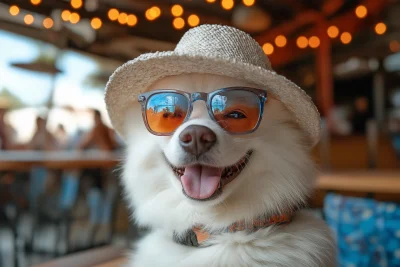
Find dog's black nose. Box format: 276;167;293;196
179;125;216;156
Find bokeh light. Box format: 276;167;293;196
91;17;102;30
355;5;368;19
262;43;274;55
188;14;200;27
171;5;184;17
173;17;185;30
375;22;387;35
327;25;339;38
296;36;308;49
127;14;138;27
309;36;320;48
43;17;54;29
340;32;352;44
275;35;287;48
9;5;20;16
24;14;34;25
221;0;234;10
108;8;119;21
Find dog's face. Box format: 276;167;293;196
123;74;315;232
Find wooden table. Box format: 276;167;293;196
1;151;400;195
317;170;400;194
0;151;121;171
33;246;128;267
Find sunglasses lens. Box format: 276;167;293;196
211;90;261;133
145;92;189;134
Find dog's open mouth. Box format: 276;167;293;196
169;151;253;201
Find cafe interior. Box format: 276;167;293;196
1;0;400;266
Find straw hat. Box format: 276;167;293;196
105;24;320;146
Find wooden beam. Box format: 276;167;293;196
315;24;334;127
256;0;389;68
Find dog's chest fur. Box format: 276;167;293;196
128;211;335;267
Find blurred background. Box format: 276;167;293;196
1;0;400;266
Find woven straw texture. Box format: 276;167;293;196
105;24;321;146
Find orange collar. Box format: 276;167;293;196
173;212;294;247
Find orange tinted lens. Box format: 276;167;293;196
146;93;189;134
211;90;260;133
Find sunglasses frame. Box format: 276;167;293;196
138;87;268;136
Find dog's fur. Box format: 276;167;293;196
121;74;335;267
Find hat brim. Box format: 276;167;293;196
105;51;320;146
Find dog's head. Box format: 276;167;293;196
122;73;316;232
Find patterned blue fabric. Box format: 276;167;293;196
324;193;400;267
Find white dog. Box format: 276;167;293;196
106;25;335;267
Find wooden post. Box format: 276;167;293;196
373;61;385;130
315;25;334;130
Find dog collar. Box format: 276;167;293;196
173;212;293;247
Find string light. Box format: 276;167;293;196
146;6;161;21
173;17;185;30
296;36;308;49
375;22;387;35
61;10;71;21
71;0;83;9
108;8;119;21
275;35;287;48
91;17;102;29
24;14;34;25
243;0;255;7
390;40;400;53
188;14;200;27
171;5;184;17
69;12;80;24
9;5;20;16
206;0;216;2
309;36;320;48
118;12;127;24
30;0;41;5
221;0;234;10
355;5;367;19
43;17;53;29
262;43;274;55
327;25;339;38
127;14;138;27
340;32;352;44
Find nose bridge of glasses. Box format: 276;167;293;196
191;92;208;103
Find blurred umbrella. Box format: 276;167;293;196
10;51;62;108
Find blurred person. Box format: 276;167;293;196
27;116;59;210
55;124;68;149
27;116;58;151
0;108;10;150
73;109;118;246
78;109;116;151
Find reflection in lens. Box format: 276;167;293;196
146;93;188;134
211;90;260;133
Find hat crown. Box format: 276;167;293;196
175;24;272;70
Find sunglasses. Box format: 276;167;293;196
138;87;268;136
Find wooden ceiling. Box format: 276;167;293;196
0;0;397;70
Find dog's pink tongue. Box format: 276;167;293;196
181;165;222;199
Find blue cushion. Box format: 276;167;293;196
324;193;400;267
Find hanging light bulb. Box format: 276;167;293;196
173;17;185;30
43;17;54;29
91;17;102;29
171;5;184;17
9;5;20;16
262;43;274;55
188;14;200;27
